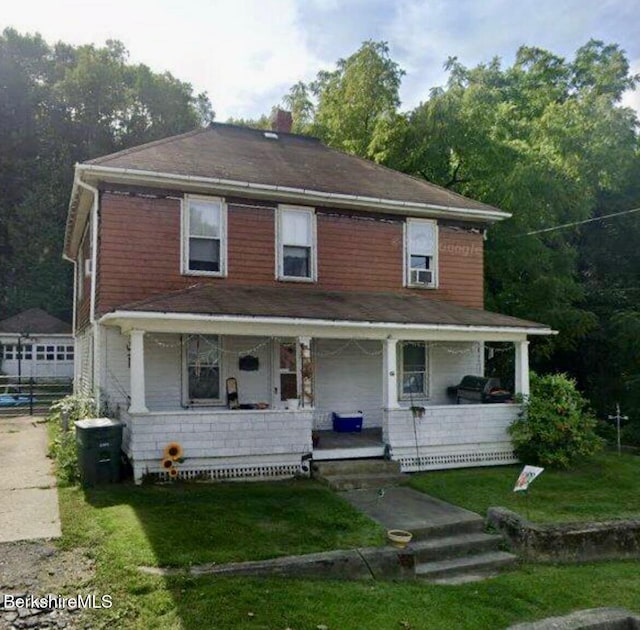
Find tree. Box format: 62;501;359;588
0;28;213;321
281;41;405;161
391;42;638;358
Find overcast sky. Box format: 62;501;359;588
2;0;639;120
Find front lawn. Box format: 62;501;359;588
55;458;640;628
409;451;640;523
59;480;385;567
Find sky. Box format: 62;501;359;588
2;0;639;120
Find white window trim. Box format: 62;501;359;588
181;194;228;277
275;205;317;282
398;341;431;401
182;334;224;407
405;218;438;289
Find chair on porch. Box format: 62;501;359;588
226;377;239;409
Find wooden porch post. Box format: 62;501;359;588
382;338;399;409
514;339;530;398
129;329;148;413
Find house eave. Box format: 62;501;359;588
98;309;555;342
74;163;512;224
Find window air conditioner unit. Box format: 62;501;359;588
410;269;434;286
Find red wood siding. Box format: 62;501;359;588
96;193;484;316
437;228;484;308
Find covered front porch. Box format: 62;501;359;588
91;283;552;482
99;325;540;482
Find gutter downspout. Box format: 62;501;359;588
76;177;100;409
62;253;78;391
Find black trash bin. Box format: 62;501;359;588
74;418;123;486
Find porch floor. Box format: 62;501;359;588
313;428;386;461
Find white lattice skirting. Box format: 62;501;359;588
394;448;518;472
140;459;310;483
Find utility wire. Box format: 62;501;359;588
523;207;640;236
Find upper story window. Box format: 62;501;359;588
276;206;317;282
183;195;227;276
406;219;438;288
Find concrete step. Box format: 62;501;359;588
409;515;486;540
411;532;504;563
313;459;401;476
321;472;407;491
415;550;518;581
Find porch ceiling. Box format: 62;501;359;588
99;284;554;341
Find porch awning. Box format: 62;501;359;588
99;284;553;339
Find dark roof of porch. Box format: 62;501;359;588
114;284;550;331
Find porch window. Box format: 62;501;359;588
187;335;221;403
400;341;430;399
406;219;437;288
183;195;227;276
277;206;316;281
3;345;15;360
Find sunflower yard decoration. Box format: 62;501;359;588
163;442;184;461
161;442;185;480
161;458;174;470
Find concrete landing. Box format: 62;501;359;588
341;486;484;538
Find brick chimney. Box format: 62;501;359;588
270;109;293;134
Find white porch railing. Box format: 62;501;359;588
120;408;314;482
384;404;520;472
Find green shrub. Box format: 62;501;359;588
509;372;603;469
47;394;96;485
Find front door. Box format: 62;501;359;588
272;340;298;408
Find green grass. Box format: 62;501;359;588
56;457;640;629
59;480;385;567
409;452;640;523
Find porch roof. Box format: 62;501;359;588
104;284;552;335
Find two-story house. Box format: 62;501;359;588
64;111;552;483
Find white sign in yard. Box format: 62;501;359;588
513;465;544;492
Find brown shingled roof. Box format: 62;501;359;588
114;284;549;331
86;123;501;214
0;308;71;335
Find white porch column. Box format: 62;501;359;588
514;340;530;398
382;338;399;409
129;329;148;413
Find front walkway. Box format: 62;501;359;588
0;416;61;542
340;486;484;537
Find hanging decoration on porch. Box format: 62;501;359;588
145;333;516;361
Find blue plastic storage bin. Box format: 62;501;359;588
332;411;363;433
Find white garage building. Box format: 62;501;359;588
0;308;74;379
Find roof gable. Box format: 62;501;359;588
0;308;71;335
